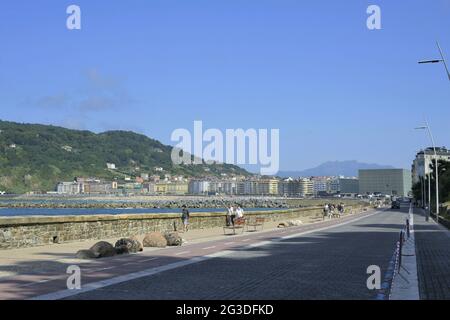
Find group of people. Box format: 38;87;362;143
180;204;246;232
226;205;245;226
323;203;345;220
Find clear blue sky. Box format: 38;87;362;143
1;0;449;172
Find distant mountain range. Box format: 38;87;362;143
277;160;395;178
0;120;250;194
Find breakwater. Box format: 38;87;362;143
0;197;288;209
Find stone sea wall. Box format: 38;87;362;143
0;205;368;250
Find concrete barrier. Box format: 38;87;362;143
0;205;367;250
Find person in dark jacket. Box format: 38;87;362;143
181;205;190;232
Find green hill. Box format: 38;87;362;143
0;120;250;193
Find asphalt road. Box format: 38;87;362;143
66;207;409;300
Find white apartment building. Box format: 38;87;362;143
56;181;83;194
312;177;329;195
412;147;450;184
188;180;210;195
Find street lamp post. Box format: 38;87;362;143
428;173;431;218
416;41;447;223
418;41;450;81
415;122;440;223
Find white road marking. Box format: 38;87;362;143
224;242;235;245
19;279;53;287
174;251;190;256
30;210;381;300
89;266;115;273
140;258;158;263
202;246;216;250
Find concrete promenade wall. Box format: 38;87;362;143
0;205;367;250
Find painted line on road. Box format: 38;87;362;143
202;246;216;250
140;258;159;263
19;279;53;287
30;250;234;300
88;266;115;273
30;210;381;300
174;251;190;256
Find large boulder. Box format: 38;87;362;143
114;238;143;254
164;232;183;247
143;232;167;248
287;220;303;226
277;222;289;228
75;249;97;260
89;241;116;258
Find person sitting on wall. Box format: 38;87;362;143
236;205;244;219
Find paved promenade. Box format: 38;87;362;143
414;208;450;300
6;205;450;300
0;209;378;300
65;208;404;300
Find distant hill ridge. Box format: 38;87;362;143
0;120;249;193
278;160;395;178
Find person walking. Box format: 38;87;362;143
226;205;234;226
181;205;190;232
323;204;329;220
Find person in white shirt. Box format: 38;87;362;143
226;205;234;226
236;205;244;219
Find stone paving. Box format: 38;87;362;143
414;208;450;300
68;209;405;300
0;209;376;299
0;215;323;279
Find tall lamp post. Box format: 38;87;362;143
428;173;431;217
418;41;450;81
416;41;448;223
415;122;440;223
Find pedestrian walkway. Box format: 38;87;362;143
0;209;375;300
414;208;450;300
389;204;419;300
0;212;325;280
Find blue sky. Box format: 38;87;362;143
1;0;450;172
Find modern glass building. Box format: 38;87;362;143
358;169;412;197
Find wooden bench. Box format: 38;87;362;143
246;218;265;232
331;211;342;218
223;218;246;235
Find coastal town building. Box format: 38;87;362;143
57;178;117;195
188;180;210;195
312;177;330;195
279;178;301;197
54;174;360;198
358;169;412;197
56;181;83;194
298;178;314;197
411;147;450;184
106;163;116;170
339;177;359;194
